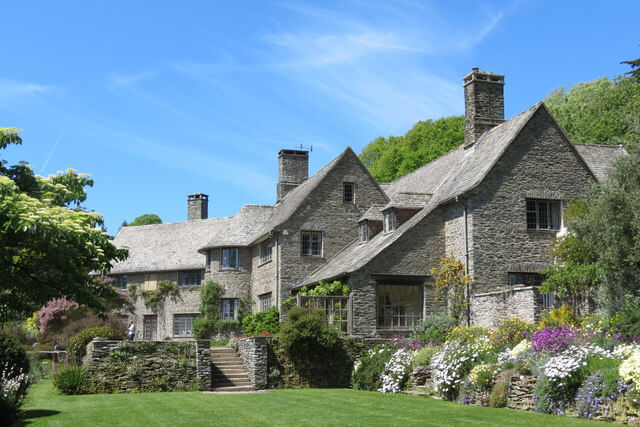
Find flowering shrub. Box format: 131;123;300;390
412;345;440;367
489;317;535;351
575;372;627;418
379;348;414;393
351;345;394;391
38;297;85;333
538;305;580;329
531;326;579;353
0;364;30;425
468;363;497;390
389;334;428;351
619;348;640;385
431;338;492;399
447;326;490;344
410;314;454;344
614;343;640;360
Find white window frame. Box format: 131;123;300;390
301;231;322;257
259;293;273;312
526;199;561;231
359;221;369;243
259;239;273;265
220;298;239;320
221;248;240;270
173;313;198;338
383;209;396;233
343;182;355;203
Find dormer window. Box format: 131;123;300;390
343;182;355;203
383;209;396;233
221;248;240;270
359;221;369;243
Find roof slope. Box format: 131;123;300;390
200;204;274;250
572;143;627;182
110;218;227;274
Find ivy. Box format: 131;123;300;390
137;281;179;310
282;280;350;311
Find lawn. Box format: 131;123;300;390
20;380;605;426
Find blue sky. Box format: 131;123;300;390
2;1;638;233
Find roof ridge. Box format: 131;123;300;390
571;142;625;148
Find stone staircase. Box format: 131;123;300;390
210;348;253;392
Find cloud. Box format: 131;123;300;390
0;79;53;99
106;72;155;90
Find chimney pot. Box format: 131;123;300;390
277;149;309;202
472;67;479;72
187;193;209;220
463;68;505;147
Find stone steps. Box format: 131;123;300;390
210;348;252;391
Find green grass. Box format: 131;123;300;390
20;380;605;426
209;338;229;347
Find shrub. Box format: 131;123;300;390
242;307;280;335
489;370;512;408
351;345;394;391
489;317;535;351
410;314;454;343
531;326;579;353
0;330;30;378
67;326;123;363
469;364;497;391
193;317;217;340
52;366;86;395
0;362;30;425
280;307;340;357
38;297;85;333
379;348;414;393
538;304;580;329
612;293;640;340
447;325;490;344
2;321;37;347
412;345;440;367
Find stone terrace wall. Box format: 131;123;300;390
234;337;268;389
472;286;542;327
84;340;211;393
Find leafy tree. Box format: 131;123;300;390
128;213;162;226
360;116;464;182
541;143;640;315
0;128;128;322
544;74;640;145
622;55;640;81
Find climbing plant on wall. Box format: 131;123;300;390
431;257;472;324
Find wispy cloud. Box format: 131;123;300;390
106;72;155;90
0;78;53;99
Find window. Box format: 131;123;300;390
301;231;322;256
542;292;556;311
117;314;129;325
343;182;355;203
113;275;128;290
377;284;422;328
383;209;396;233
144;315;157;340
526;199;561;230
260;239;273;264
359;221;369;243
508;272;544;287
220;298;239;320
178;270;202;287
221;248;240;270
173;314;198;337
259;293;273;312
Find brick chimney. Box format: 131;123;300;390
187;193;209;220
277;149;308;201
463;68;505;147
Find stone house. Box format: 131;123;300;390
108;68;626;340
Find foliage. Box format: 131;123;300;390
0;128;128;321
52;365;86;395
0;329;30;379
242;307;280;335
538;305;580;329
575;371;626;419
619;347;640;386
192;281;243;339
412;345;440;367
297;280;351;297
37;297;86;335
140;281;180;310
350;345;394;391
489;317;535;351
280;306;341;358
0;362;30;425
379;348;414;393
410;313;454;343
128;214;162;226
531;326;579;353
611;292;640;339
388;333;429;351
447;325;490;344
431;257;472;323
469;363;497;391
66;326;124;364
544;74;640;145
359;116;464;182
1;320;37;348
622;55;640;81
489;370;512;408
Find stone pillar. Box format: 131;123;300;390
195;340;212;391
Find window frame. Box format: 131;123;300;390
507;272;545;287
113;275;128;290
376;283;423;329
383;209;396;233
220;298;239;320
178;270;202;287
301;231;323;257
343;182;355;203
173;313;199;338
259;292;273;312
220;248;240;270
259;239;273;265
359;220;369;243
526;199;561;231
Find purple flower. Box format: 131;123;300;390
531;326;579;353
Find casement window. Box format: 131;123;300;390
220;298;239;320
221;248;240;270
383;209;396;233
542;292;556;311
359;221;369;243
376;284;422;329
173;314;198;337
526;199;561;230
260;239;273;264
259;293;273;312
301;231;322;256
507;272;545;287
343;182;355;203
113;275;128;290
178;270;202;287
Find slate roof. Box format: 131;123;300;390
572;143;627;182
199;204;274;250
296;102;563;287
358;205;385;222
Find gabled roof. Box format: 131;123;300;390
110;218;226;274
199;204;274;250
297;102;566;287
572;143;627;182
358;205;385;222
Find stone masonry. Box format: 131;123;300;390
234;337;268;389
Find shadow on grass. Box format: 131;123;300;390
15;409;61;425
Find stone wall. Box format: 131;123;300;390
205;247;252;299
234;337;268;389
471;286;542;327
84;340;211;393
506;374;536;411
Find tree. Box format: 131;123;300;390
544;74;640;146
359;116;464;182
622;54;640;81
541;143;640;315
0;128;128;322
128;213;162;226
